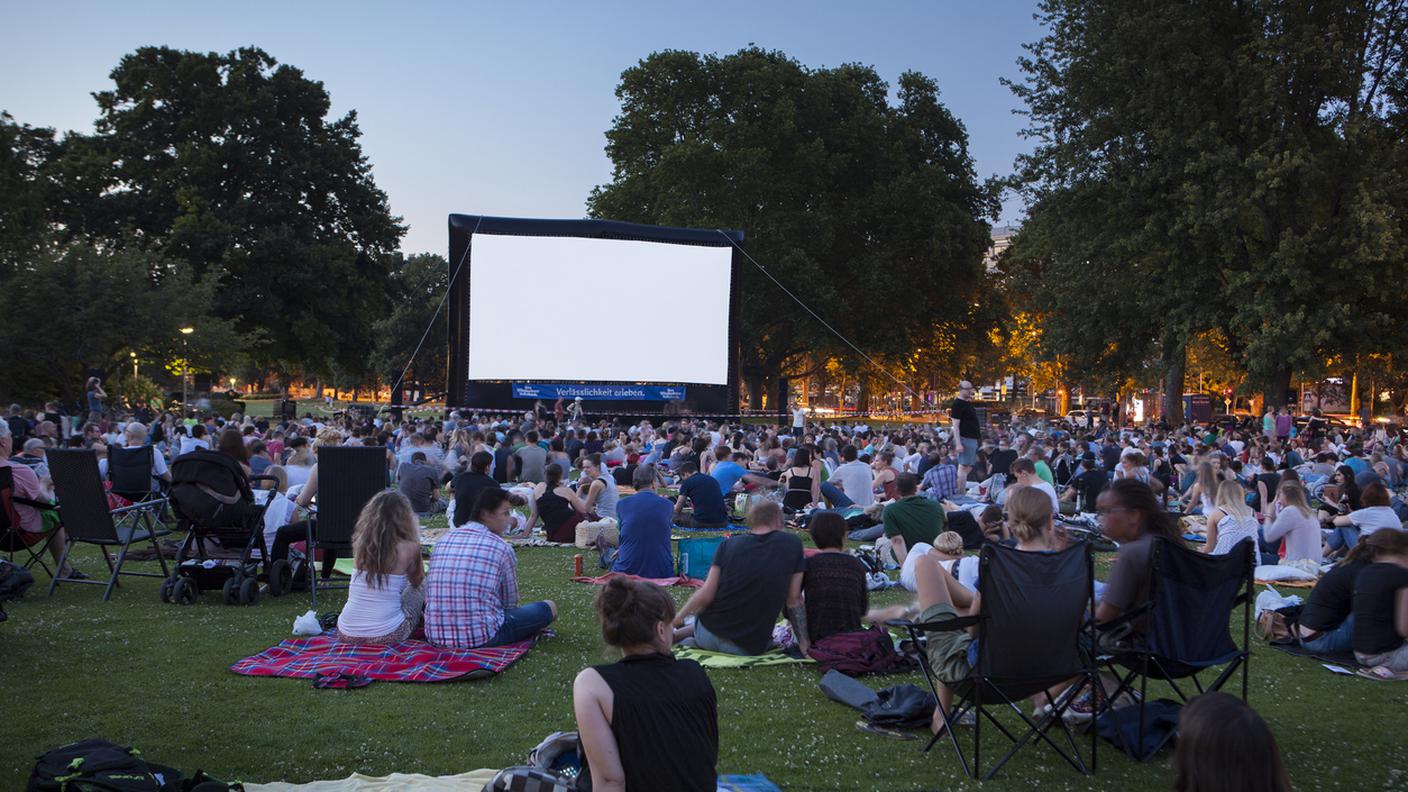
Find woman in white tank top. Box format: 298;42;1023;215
1203;479;1260;557
336;491;426;644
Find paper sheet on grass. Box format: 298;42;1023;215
674;645;813;668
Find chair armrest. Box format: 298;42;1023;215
111;496;167;515
10;496;57;512
1095;600;1152;633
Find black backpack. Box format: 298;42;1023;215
27;739;182;791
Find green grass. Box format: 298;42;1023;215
3;530;1405;791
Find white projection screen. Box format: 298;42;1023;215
466;233;733;384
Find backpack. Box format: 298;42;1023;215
481;731;589;792
27;739;182;792
807;625;911;676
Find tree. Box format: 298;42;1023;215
370;253;450;398
51;46;405;377
589;48;998;405
1008;1;1408;413
0;113;61;275
0;240;254;403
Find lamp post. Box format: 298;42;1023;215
179;327;195;417
129;351;138;379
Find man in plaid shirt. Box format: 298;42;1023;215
424;488;556;648
920;452;962;502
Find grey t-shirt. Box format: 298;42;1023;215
397;462;440;513
514;444;548;483
1101;534;1154;633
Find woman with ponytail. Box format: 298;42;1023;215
573;577;718;792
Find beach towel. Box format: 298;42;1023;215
717;775;783;792
231;632;534;683
572;572;703;588
245;769;498;791
673;645;813;668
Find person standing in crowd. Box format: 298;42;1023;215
949;380;981;485
85;376;106;422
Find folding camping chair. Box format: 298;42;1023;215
106;443;166;503
303;446;388;606
890;542;1098;780
1;465;59;576
45;449;171;600
1096;536;1254;759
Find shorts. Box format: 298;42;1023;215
920;602;972;685
487;601;554;646
956;438;978;467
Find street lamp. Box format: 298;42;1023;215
180;327;195;417
129;351;138;379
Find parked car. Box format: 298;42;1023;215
1064;409;1094;428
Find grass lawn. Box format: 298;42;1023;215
3;524;1405;791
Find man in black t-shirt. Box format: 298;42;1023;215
450;451;499;528
1061;453;1109;512
948;381;981;485
673;501;805;656
674;461;728;528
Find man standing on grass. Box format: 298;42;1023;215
949;381;981;486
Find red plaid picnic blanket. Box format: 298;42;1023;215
571;572;703;588
230;633;534;682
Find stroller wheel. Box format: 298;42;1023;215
267;559;291;597
239;576;261;606
174;577;199;605
223;577;240;606
159;577;176;604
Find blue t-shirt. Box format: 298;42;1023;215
679;472;728;525
711;461;748;493
1344;457;1369;476
612;492;675;579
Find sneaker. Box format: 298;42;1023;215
59;568;91;581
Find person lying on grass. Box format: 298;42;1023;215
424;487;556;649
866;486;1071;735
335;491;424;645
672;500;806;655
574;577;718;792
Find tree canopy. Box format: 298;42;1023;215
1005;0;1408;410
589;48;998;404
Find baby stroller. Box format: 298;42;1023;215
162;450;285;605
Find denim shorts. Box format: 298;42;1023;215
487;601;554;646
957;438;978;466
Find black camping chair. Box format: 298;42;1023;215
303;446;388;606
1;465;60;576
1096;535;1254;759
45;449;171;600
164;450;281;605
105;444;165;504
890;542;1098;780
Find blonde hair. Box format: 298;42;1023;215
315;428;344;448
1006;486;1054;544
263;464;288;493
746;499;782;529
933;531;964;555
1195;462;1219;497
1214;480;1252;520
1277;482;1311;518
352;491;418;589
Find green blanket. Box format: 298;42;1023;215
673;646;812;668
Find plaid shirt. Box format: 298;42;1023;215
424;523;519;648
921;463;960;501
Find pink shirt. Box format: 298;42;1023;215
0;457;44;533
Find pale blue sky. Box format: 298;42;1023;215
1;1;1044;255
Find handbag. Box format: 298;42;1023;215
1255;604;1302;643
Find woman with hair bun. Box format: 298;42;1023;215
573;578;718;792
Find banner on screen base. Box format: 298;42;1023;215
511;383;687;401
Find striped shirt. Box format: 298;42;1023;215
424;523;519;648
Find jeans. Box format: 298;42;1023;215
694;618;751;655
848;524;885;542
1300;616;1355;655
486;601;554;646
270;520;339;577
820;481;853;509
1325;525;1360;552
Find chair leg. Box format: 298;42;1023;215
46;540;75;596
145;511;170;579
103;531;139;601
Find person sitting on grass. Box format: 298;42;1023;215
527;463;588;544
672;500;806;655
424;487;556;649
940;501;1005;548
1203;479;1261;557
611;464;674;579
673;460;729;529
335;491;425;645
880;472;944;566
449;451;498;529
1174;692;1292;792
867;486;1069;735
1326;480;1402;559
574;577;718;792
798;511;869;645
397;450;446;517
1350;529;1408;672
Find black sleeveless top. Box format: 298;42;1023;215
783;469;814;510
536;487;577;542
592;653;718;792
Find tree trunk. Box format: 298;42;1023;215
1163;344;1186;424
746;372;763;413
1263;367;1293;412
